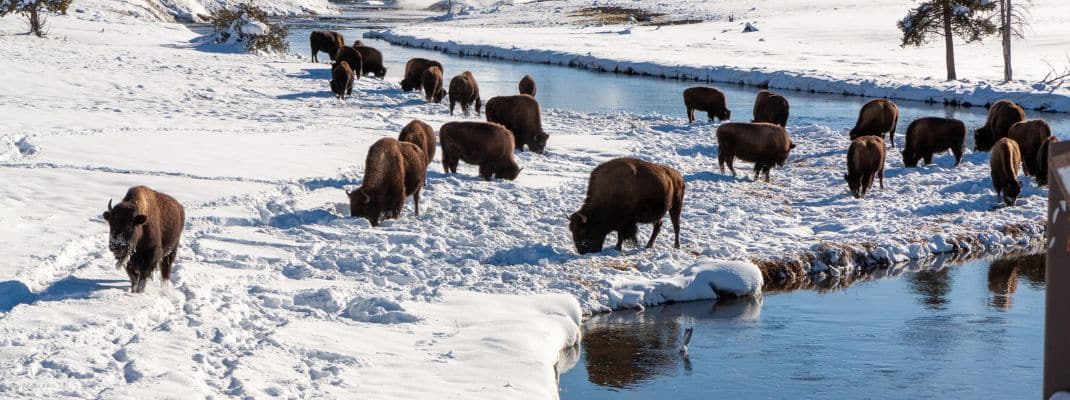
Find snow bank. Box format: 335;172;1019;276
609;260;763;309
68;0;335;23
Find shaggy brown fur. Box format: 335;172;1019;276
568;157;685;254
348;138;424;227
102;186;185;293
990;138;1022;207
399;119;436;165
519;74;537;96
975;99;1026;151
1007;119;1053;178
1036;136;1057;186
398;141;427;216
752;90;789;127
352;40;364;47
333;46;363;79
683;86;731;123
351;45;387;78
439;121;521;180
716;122;796;182
422;66;446;103
849;99;899;145
401;58;443;91
844;136;886;199
330;61;354;100
900;117;966;167
448;71;482;117
485;94;548;153
310;30;344;63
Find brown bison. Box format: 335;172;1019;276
752;90;789;127
330;61;354;100
519;74;537;96
1036;136;1057;186
485;94;548;153
684;87;731;123
102;186;185;293
844;136;886;199
347;138;426;227
439;121;521;180
333;46;363;79
568;158;684;254
900;117;966;167
399;119;436;165
422;66;446;103
990;138;1022;207
401;58;443;91
716;122;795;182
310;30;344;63
1007;119;1053;178
448;71;482;116
351;44;387;78
352;40;364;47
849;99;899;145
975;99;1027;152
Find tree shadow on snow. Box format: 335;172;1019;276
269;209;340;229
0;277;127;313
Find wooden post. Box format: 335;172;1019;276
1045;141;1070;398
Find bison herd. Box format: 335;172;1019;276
98;29;1060;293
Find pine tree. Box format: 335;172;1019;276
898;0;997;81
1;0;73;37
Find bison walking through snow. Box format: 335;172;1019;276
401;58;443;91
348;138;426;227
399;119;436;165
849;99;899;145
1007;119;1053;178
716;122;795;182
844;136;886;199
102;186;185;293
519;74;537;96
448;71;482;117
683;86;731;123
975;99;1026;152
309;30;344;63
752;90;789;127
990;138;1022;207
439;121;521;181
485;94;548;153
900;117;966;167
422;66;446;103
331;61;354;100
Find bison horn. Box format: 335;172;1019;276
360;189;371;204
345;189;352;196
107;199;113;211
576;213;588;223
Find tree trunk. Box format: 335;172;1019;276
942;1;957;81
28;6;43;38
1002;0;1013;82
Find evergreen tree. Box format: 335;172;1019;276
1;0;72;37
898;0;997;81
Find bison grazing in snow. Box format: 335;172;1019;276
568;157;685;254
849;99;899;145
752;90;789;127
1036;136;1057;186
333;47;364;80
310;30;344;63
439;121;521;181
990;137;1022;207
401;58;443;91
399;119;436;165
102;186;185;293
350;44;387;78
844;136;886;199
519;74;537;96
485;94;548;153
1007;119;1053;178
683;86;731;123
422;66;446;103
975;99;1027;152
716;122;795;182
900;117;966;167
348;138;426;227
330;61;354;100
448;71;482;117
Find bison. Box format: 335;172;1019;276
399;119;436;165
439;121;521;180
102;186;185;293
568;157;684;254
975;99;1026;152
401;58;443;91
448;71;482;117
1007;119;1053;178
849;99;899;145
485;94;548;153
347;138;426;227
422;66;445;103
310;30;344;63
990;137;1022;207
716;122;795;182
844;136;886;199
900;117;966;167
351;44;387;78
752;90;789;127
519;74;537;96
684;86;731;123
333;46;364;79
330;61;354;100
1037;136;1057;186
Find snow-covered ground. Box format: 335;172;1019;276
372;0;1070;112
68;0;336;23
0;2;1051;398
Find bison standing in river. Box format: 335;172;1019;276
752;90;789;127
448;71;482;117
990;138;1022;207
849;99;899;145
422;66;446;103
844;136;886;199
975;99;1026;152
401;58;443;91
310;30;344;63
348;138;426;227
440;121;521;180
683;86;731;123
901;117;966;167
399;119;436;165
485;94;548;153
568;158;684;254
1007;119;1053;178
716;122;795;182
103;186;185;293
519;74;537;96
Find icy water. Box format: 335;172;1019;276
281;4;1070;140
557;254;1047;399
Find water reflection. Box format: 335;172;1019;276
987;253;1046;309
907;267;954;311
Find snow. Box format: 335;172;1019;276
67;0;335;23
609;260;763;309
370;0;1070;112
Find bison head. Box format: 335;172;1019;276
347;188;381;227
901;148;922;168
375;67;387;78
844;173;863;199
974;126;995;152
495;162;522;181
1002;180;1022;206
102;199;147;261
716;108;732;122
569;212;606;254
531;132;549;154
433;87;447;103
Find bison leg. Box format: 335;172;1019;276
753;164;762;182
879;167;885;190
126;265;139;293
707;111;715;122
923;154;933;166
161;248;177;283
478;164;494;180
413;190;420;217
449;99;456;115
476;97;482;116
952;147;963;167
687;107;694;123
763;166;772;183
311;47;317;63
646;220;662;249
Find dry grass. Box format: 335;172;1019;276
569;6;666;25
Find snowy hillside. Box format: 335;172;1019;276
69;0;336;22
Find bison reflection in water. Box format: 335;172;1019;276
987;253;1046;310
907;268;953;311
